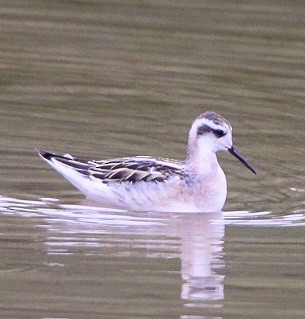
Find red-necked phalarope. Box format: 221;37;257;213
38;111;256;212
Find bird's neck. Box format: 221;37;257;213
185;142;220;176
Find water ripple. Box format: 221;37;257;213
0;195;305;229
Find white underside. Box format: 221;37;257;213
44;157;227;213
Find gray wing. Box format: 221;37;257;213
90;157;185;183
39;151;185;184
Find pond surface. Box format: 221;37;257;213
0;1;305;318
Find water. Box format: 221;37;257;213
0;1;305;318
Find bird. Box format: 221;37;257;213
38;111;256;212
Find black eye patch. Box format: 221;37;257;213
197;124;211;135
197;125;226;138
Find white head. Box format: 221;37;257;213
187;112;256;174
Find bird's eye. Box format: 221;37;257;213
213;129;226;138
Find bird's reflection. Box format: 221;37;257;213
43;201;226;304
0;195;225;305
178;212;224;302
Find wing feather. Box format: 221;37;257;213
42;151;186;184
88;157;185;183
